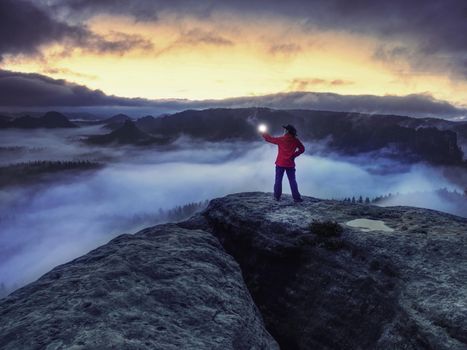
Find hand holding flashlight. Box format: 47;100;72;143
258;124;268;134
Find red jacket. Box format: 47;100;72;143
263;133;305;167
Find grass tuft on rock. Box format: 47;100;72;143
309;220;343;237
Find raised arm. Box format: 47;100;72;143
262;133;280;145
293;139;305;158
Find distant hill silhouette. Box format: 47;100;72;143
0;111;77;129
41;111;78;128
3;107;461;165
135;115;156;131
101;114;132;130
134;108;465;166
86;120;171;146
103;114;131;124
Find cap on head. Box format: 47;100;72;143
282;124;297;136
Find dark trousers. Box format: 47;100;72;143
274;166;301;200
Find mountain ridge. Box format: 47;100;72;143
86;120;170;146
0;111;78;129
133;108;466;166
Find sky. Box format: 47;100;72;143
1;0;467;118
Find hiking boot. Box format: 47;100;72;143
274;196;281;201
294;198;304;203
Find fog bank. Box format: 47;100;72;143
0;130;463;297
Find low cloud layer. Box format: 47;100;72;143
230;91;466;118
1;69;466;119
0;126;463;296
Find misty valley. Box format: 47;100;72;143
1;108;466;297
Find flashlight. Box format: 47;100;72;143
258;124;267;133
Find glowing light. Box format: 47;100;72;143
258;124;268;133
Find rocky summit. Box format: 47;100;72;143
0;225;277;350
1;192;466;350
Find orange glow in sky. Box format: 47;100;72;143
4;13;467;106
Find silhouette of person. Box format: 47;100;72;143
261;124;305;202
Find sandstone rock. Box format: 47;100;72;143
0;224;278;350
1;192;466;350
186;192;467;350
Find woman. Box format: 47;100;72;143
261;124;305;202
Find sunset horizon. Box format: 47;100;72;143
1;0;467;119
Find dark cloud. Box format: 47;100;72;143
0;0;82;57
180;29;234;46
5;1;467;77
1;70;466;119
45;0;467;77
0;0;153;59
74;31;154;55
373;46;412;64
289;78;354;90
45;0;215;22
152;28;233;56
273;0;467;77
0;70;148;107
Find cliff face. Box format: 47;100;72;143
1;192;466;350
183;193;467;350
0;224;278;350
